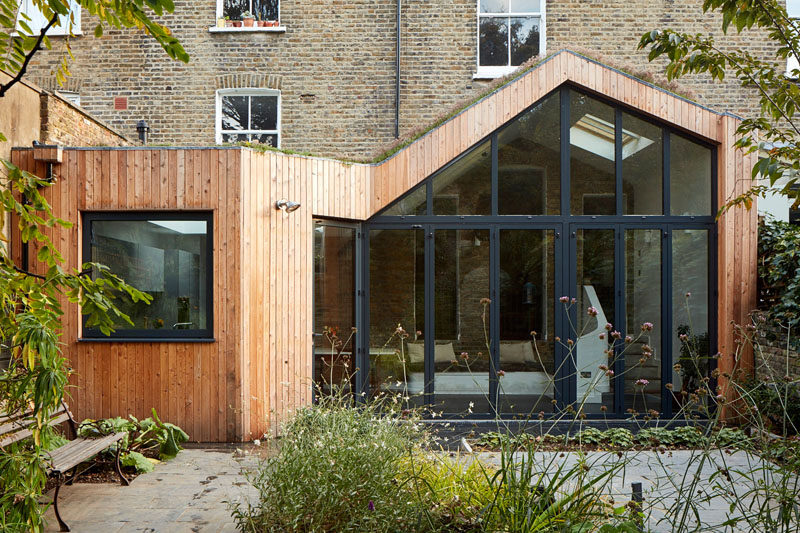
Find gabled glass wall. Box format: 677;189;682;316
352;86;716;418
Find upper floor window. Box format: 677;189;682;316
216;89;281;147
16;0;81;36
477;0;545;79
217;0;279;23
787;0;800;77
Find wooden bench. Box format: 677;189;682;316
0;402;128;532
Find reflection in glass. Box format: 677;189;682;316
90;219;209;333
221;96;247;130
510;17;539;65
625;229;661;413
576;229;615;412
434;229;491;414
622;114;662;215
251;96;278;130
313;224;356;396
432;140;492;215
498;91;560;215
570;93;617;215
510;0;540;11
672;230;710;409
671;134;712;216
382;183;426;216
368;229;425;407
479;18;509;66
499;230;555;414
480;0;508;12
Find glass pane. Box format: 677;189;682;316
382;184;427;216
250;133;278;147
480;0;509;13
368;229;425;406
498;91;560;215
622;114;662;215
434;229;491;414
510;17;539;65
499;230;555;415
222;133;248;143
625;229;662;414
221;95;248;131
479;17;509;67
670;134;712;216
91;219;209;331
253;0;278;21
432;140;491;215
314;224;356;396
510;0;539;11
251;95;278;130
671;230;710;411
570;93;616;215
575;229;615;413
223;0;247;19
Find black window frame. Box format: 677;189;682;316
81;211;214;342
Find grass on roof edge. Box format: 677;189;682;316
227;48;702;166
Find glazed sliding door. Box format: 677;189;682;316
432;228;491;414
497;229;557;415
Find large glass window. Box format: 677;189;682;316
82;213;213;339
217;89;280;147
365;87;717;418
313;223;356;395
478;0;544;78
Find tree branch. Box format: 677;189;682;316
0;13;59;98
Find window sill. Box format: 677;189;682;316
79;337;216;343
473;66;524;80
208;26;286;33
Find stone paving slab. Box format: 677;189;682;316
42;447;258;532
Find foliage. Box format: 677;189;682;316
120;451;154;473
757;218;800;332
77;408;189;468
638;0;800;214
740;378;800;436
571;427;604;445
0;1;187;530
230;394;429;532
603;428;634;448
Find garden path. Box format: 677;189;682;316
42;445;258;532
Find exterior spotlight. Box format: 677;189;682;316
275;198;301;213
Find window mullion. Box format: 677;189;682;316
507;16;511;67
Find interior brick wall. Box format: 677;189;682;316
23;0;779;160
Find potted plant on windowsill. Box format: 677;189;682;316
242;10;255;27
232;18;242;27
257;16;267;27
218;16;226;27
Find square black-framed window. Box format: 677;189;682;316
81;212;214;341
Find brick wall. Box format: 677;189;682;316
24;0;779;159
755;319;800;381
40;91;129;146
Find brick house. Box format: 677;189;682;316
8;1;776;440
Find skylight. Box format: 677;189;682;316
570;114;654;161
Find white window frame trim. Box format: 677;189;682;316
16;0;82;36
216;88;281;148
787;0;800;78
215;0;280;22
475;0;546;79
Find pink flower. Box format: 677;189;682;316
559;296;570;303
497;370;506;377
641;322;654;331
598;333;606;340
606;370;615;377
605;323;613;331
587;306;598;317
635;379;649;387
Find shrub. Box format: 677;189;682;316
572;427;604;445
671;426;707;447
740;379;800;436
636;428;675;446
231;396;430;532
758;219;800;334
603;428;634;448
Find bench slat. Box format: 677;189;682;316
48;432;127;474
0;412;70;448
0;428;33;447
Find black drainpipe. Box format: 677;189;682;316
395;0;401;139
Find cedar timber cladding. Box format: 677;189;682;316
11;50;757;441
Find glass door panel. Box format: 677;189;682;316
498;229;556;415
570;93;616;215
368;228;426;406
313;224;356;397
575;229;616;413
624;229;662;413
434;229;491;414
672;229;710;410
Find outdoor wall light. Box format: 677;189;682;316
275;198;301;213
